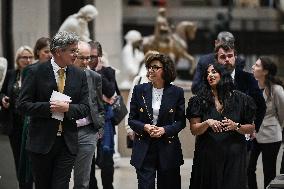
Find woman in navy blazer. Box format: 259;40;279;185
128;53;186;189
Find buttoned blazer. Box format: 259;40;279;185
85;69;105;133
17;60;89;154
128;82;186;170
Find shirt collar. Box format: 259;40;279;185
231;69;235;80
51;57;66;73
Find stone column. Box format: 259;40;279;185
94;0;122;162
0;0;2;57
13;0;49;53
94;0;122;81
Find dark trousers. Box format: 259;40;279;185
9;124;33;189
136;142;181;189
247;140;281;189
89;139;114;189
29;137;76;189
280;147;284;174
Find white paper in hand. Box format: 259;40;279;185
50;90;72;121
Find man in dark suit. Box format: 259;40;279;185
17;31;90;189
72;41;105;189
191;31;245;94
215;43;265;133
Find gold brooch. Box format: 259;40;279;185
140;108;144;112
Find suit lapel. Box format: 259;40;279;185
234;68;241;90
45;61;57;91
142;83;153;122
63;66;73;95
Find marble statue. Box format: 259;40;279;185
0;57;7;91
121;30;144;88
142;8;197;77
59;5;98;42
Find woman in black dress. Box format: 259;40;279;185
186;63;256;189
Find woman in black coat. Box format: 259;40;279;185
0;46;34;189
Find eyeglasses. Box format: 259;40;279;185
146;65;163;72
19;56;34;60
77;56;90;62
90;55;100;62
62;48;79;56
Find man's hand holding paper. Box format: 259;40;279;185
50;90;72;121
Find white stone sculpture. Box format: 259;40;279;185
0;57;7;91
121;30;144;88
58;5;98;42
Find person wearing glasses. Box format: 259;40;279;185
17;31;89;189
72;41;104;189
88;41;117;189
128;53;186;189
0;46;34;189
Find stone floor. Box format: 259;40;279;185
0;134;282;189
69;146;284;189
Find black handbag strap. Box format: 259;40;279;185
115;80;121;96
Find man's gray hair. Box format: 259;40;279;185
50;31;79;53
217;31;235;45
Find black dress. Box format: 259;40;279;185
186;91;256;189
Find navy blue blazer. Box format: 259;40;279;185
191;53;245;94
128;82;186;170
17;61;89;154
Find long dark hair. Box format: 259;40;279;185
259;56;284;98
198;63;235;112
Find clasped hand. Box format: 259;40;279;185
144;124;165;138
206;117;237;132
50;100;69;113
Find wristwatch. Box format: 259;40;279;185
235;123;241;131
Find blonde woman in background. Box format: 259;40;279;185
0;46;34;189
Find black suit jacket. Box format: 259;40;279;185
128;83;185;170
234;69;266;131
0;69;22;135
17;60;89;154
191;53;245;94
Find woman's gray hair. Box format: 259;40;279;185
50;31;79;53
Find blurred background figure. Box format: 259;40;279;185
124;50;159;148
33;37;52;63
121;30;144;88
248;57;284;189
0;57;8;91
0;46;34;189
59;5;98;42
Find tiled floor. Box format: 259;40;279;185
70;145;284;189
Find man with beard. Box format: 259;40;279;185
215;42;266;144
